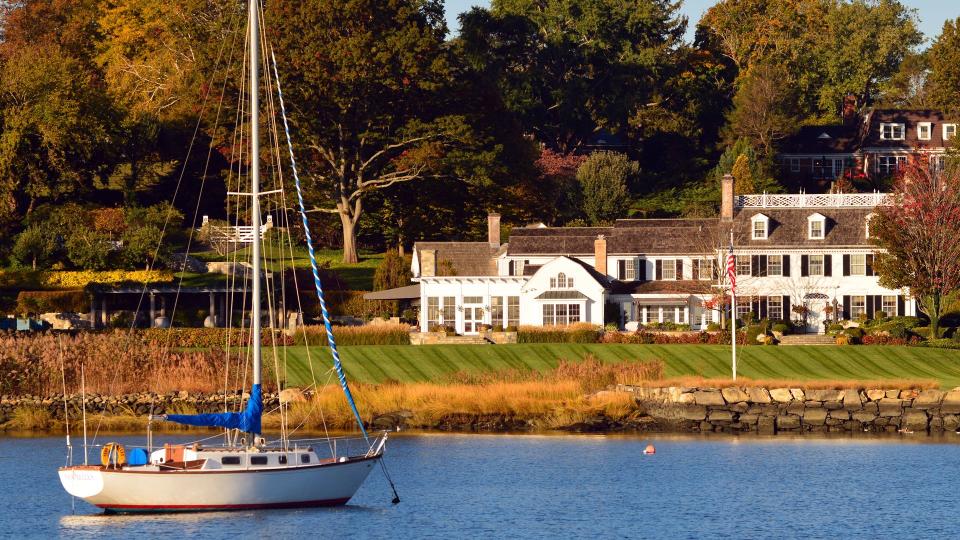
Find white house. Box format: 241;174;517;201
411;177;916;335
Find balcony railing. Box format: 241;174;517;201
735;192;891;209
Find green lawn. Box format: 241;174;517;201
281;344;960;388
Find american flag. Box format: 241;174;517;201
726;245;737;294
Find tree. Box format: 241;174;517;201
927;19;960;114
12;225;56;270
872;162;960;338
373;251;412;291
576;152;636;225
731;155;756;195
877;52;929;108
725;63;799;154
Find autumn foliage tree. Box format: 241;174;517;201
871;162;960;337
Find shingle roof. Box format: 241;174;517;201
414;242;499;276
611;280;713;295
861;109;957;149
508;219;722;256
780;125;860;154
733;207;873;247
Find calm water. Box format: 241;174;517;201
3;432;960;539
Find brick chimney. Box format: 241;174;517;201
842;93;857;126
721;173;735;221
594;235;607;275
488;213;501;248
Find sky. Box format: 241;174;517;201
444;0;959;44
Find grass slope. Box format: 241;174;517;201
282;344;960;388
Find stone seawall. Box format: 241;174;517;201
618;385;960;435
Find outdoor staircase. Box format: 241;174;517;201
778;334;836;346
434;335;491;345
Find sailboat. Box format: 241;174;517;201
58;1;392;512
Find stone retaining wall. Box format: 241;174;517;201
618;385;960;434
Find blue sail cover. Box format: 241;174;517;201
166;384;262;433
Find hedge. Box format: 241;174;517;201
300;290;399;319
16;290;88;314
518;324;602;344
133;324;412;348
0;270;173;291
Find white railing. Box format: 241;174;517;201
201;215;273;254
735;192;891;209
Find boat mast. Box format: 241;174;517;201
249;0;263;404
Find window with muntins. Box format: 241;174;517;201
736;255;751;276
442;296;455;326
945;124;957;141
491;296;504;328
767;255;783;276
661;260;676;280
790;158;800;172
808;254;825;276
918;122;932;140
880;123;905;140
427;297;440;328
850;254;866;276
877;155;906;175
809;220;824;239
752;218;767;239
851;296;867;319
768;296;783;320
507;296;520;328
882;296;897;316
542;303;581;326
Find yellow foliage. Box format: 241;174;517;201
0;270;174;290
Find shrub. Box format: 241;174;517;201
373;251;412;291
294;325;411;346
919;338;960;350
888;324;910;340
518;323;602;344
12;226;57;270
772;323;790;335
319;290;399;319
827;323;844;334
16;290;88;315
844;327;865;339
744;324;766;344
65;229;113;270
706;322;721;331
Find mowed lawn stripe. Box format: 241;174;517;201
280;344;960;387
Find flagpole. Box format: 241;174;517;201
730;229;737;381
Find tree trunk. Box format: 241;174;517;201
339;211;359;264
928;293;942;339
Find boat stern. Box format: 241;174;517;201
58;467;105;499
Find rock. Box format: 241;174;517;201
940;388;960;414
914;390;945;409
680;405;708;421
776;415;800;430
721;387;749;403
770;388;793;402
824;401;843;410
884;389;900;398
786;402;805;416
828;409;850;421
878;398;905;417
747;387;771;404
852;411;878;423
866;389;886;401
899;389;919;400
279;388;306;404
930;417;944;432
729;402;749;413
708;410;734;422
758;416;775;434
693;391;725;406
943;415;960;431
842;389;863;408
901;409;929;432
802;409;828;426
790;388;805;400
805;389;843;402
738;414;759;425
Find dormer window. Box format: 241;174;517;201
918;122;932;141
549;273;573;289
751;213;769;240
808;213;826;240
945;124;957;141
880;123;905;140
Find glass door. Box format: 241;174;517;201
463;306;484;334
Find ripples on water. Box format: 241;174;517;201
3;432;960;539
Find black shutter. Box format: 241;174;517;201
760;297;768;319
783;255;791;277
867;295;875;319
759;255;768;277
866;254;874;276
617;260;626;280
655;260;662;280
692;259;700;280
843;295;851;320
509;260;515;276
897;295;904;317
638;259;646;281
751;255;760;277
783;295;791;323
675;259;683;280
801;255;809;277
842;254;850;276
824;254;833;276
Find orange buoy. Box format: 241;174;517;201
643;444;656;455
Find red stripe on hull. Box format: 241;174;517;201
98;498;351;513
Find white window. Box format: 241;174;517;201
881;296;897;317
880;123;905;140
442;296;455;326
789;158;800;173
768;296;783;321
736;301;751;320
851;296;867;320
876;155;906;175
767;255;783;276
543;303;580;326
507;296;520;328
697;259;714;281
809;254;825;276
945;124;957;141
930;155;946;174
736;255;751;276
850;254;866;276
550;273;573;288
918;122;932;140
427;297;440;328
661;260;676;280
808;214;825;239
752;215;768;240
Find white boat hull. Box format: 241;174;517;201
59;456;379;512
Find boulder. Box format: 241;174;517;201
899;389;919;400
828;409;850;421
693;391;725;406
676;392;696;405
708;410;734;422
842;389;863;408
805;389;843;402
913;390;945;410
884;389;900;399
738;414;759;425
852;411;878;423
802;408;828;426
770;388;793;402
758;416;775;434
776;415;800;430
866;389;886;401
681;405;708;421
901;409;929;432
943;415;960;431
786;402;805;416
878;398;905;417
940;388;960;414
790;388;805;400
823;401;843;410
930;417;944;432
721;387;749;403
747;387;771;404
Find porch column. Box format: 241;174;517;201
101;298;108;327
209;292;217;327
90;296;97;329
160;295;166;318
149;293;156;328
